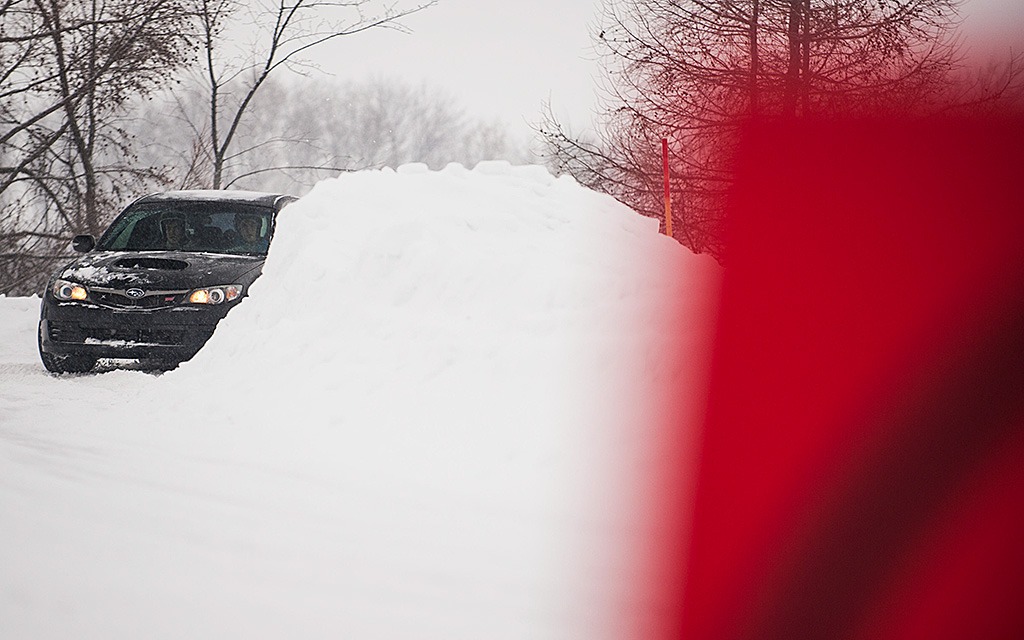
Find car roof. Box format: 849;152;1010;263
135;190;296;210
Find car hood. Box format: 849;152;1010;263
57;251;265;291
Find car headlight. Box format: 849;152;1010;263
53;279;88;301
187;284;243;305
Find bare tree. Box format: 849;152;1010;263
0;0;196;294
243;77;532;187
539;0;974;258
183;0;437;189
133;75;533;194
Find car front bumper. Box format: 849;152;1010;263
39;298;231;363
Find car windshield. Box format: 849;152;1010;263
95;202;275;256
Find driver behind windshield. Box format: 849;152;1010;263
228;212;269;254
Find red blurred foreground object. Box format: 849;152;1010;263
674;115;1024;640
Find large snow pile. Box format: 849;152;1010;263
0;162;719;639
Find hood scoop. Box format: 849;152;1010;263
113;257;188;271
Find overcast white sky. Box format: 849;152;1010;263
308;0;1024;142
308;0;603;141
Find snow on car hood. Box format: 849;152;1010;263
57;250;264;290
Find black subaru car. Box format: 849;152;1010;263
38;190;297;373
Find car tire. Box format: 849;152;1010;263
38;322;96;374
40;351;97;374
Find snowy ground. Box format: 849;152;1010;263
0;162;719;639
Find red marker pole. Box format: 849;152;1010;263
662;138;673;237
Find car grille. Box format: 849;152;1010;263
48;322;211;347
89;286;188;309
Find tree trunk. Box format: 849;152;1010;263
783;0;803;117
800;0;811;116
750;0;760;115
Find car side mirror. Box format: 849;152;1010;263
72;234;95;253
